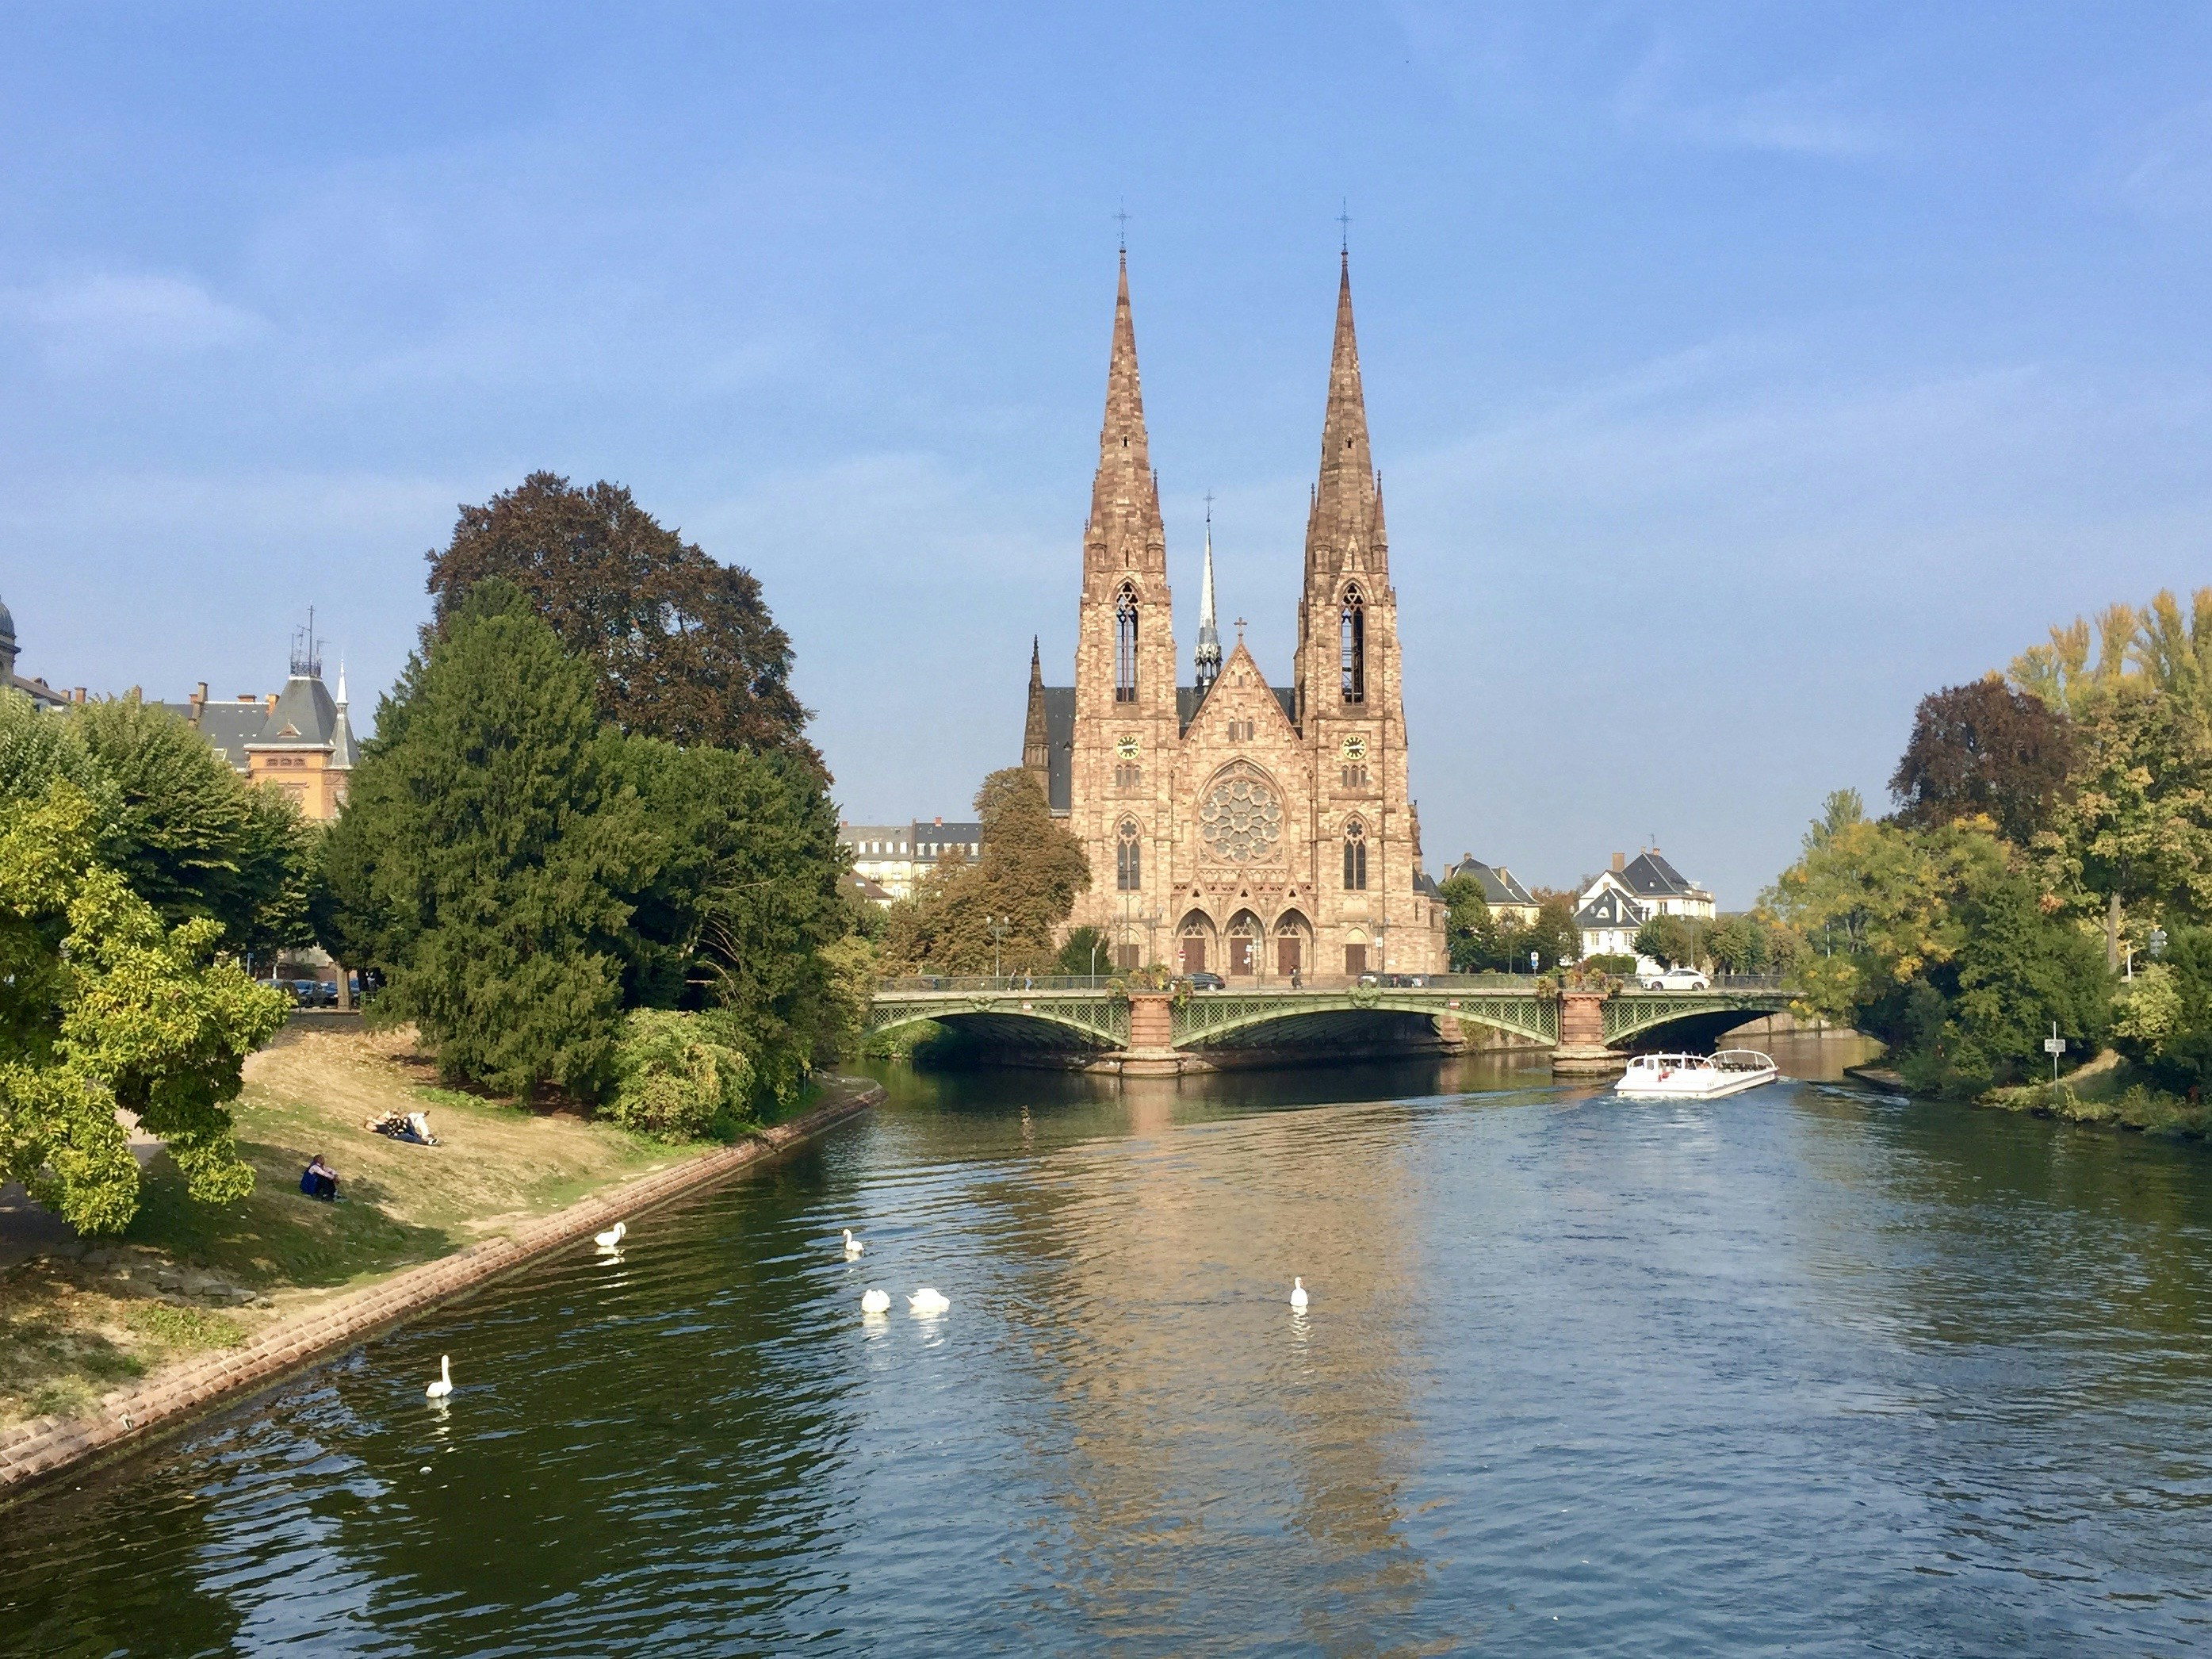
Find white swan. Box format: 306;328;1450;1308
426;1354;453;1399
842;1228;863;1259
595;1220;626;1251
908;1287;951;1315
860;1289;890;1315
1290;1277;1309;1311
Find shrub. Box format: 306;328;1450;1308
607;1010;753;1140
1584;952;1638;975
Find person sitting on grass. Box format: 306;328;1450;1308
300;1154;339;1201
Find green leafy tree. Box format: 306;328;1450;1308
1935;869;2111;1091
2033;684;2212;966
1520;893;1579;972
1704;914;1771;975
424;471;818;772
1889;676;2072;847
881;770;1089;973
1633;914;1702;969
0;781;289;1233
1765;789;2008;1028
327;584;652;1098
1437;874;1499;971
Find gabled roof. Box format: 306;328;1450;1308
1574;887;1644;930
1443;856;1535;908
1618;849;1708;899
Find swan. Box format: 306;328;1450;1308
595;1220;626;1251
860;1289;890;1315
842;1228;863;1259
425;1354;453;1399
1290;1277;1309;1311
908;1287;951;1315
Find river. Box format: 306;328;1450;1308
4;1038;2210;1656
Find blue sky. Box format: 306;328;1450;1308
6;3;2212;906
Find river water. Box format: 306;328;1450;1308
5;1039;2212;1657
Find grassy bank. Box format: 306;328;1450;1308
0;1021;729;1429
1979;1048;2212;1140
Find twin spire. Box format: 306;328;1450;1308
1088;244;1378;690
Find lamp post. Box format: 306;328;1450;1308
988;914;1011;982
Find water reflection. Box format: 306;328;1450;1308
4;1049;2211;1657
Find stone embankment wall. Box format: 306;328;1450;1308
0;1079;882;1503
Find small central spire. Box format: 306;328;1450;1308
1194;495;1222;695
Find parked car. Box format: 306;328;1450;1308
1186;971;1227;991
1639;967;1710;990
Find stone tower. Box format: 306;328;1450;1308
1292;251;1418;938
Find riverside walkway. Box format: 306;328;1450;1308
867;974;1793;1076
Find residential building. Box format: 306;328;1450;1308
1574;849;1717;960
838;817;985;902
1439;855;1539;928
164;630;358;821
1019;250;1445;979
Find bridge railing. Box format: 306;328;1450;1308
872;971;1789;996
875;975;1122;993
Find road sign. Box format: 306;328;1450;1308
2043;1036;2066;1055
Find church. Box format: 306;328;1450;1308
1021;251;1446;981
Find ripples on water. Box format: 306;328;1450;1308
5;1039;2211;1656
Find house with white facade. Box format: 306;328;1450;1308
1573;849;1717;960
839;816;985;903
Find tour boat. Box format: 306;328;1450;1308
1614;1049;1778;1101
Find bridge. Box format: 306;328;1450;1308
866;975;1793;1076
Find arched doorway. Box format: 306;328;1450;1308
1177;910;1215;976
1342;927;1370;979
1273;910;1311;979
1226;909;1263;978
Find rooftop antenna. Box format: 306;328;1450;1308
289;605;322;678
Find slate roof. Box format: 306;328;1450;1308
250;674;343;751
1040;683;1299;814
171;700;270;770
909;820;983;857
1442;856;1536;908
1574;887;1644;932
1618;849;1708;901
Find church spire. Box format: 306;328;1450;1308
1085;251;1164;573
1193;497;1222;695
1305;251;1387;583
1022;634;1050;777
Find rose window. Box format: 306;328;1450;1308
1199;769;1283;863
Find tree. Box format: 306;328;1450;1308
1705;914;1770;975
2112;927;2212;1095
2034;684;2212;966
1437;874;1499;971
1764;789;2007;1029
1940;869;2110;1090
1633;914;1702;969
424;472;818;772
1520;893;1579;972
881;770;1089;973
1889;676;2072;847
327;584;652;1098
1056;925;1109;976
0;780;289;1233
623;740;851;1105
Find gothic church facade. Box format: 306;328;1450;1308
1021;253;1445;980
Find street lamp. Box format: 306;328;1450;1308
987;914;1011;982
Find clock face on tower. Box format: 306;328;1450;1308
1116;735;1140;761
1341;733;1368;761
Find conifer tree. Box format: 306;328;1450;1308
329;583;651;1098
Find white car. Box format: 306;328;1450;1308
1639;967;1709;990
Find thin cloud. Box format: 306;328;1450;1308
0;272;267;362
1616;41;1892;158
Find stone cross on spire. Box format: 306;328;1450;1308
1193;493;1223;695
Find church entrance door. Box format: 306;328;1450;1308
1276;937;1301;977
1181;937;1207;975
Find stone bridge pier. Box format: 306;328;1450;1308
1552;990;1616;1075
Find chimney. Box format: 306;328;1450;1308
266;693;278;711
189;682;208;719
1611;852;1625;873
934;815;943;826
73;688;87;704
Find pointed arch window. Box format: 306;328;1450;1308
1340;586;1365;704
1342;816;1368;891
1116;584;1139;703
1116;818;1142;891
